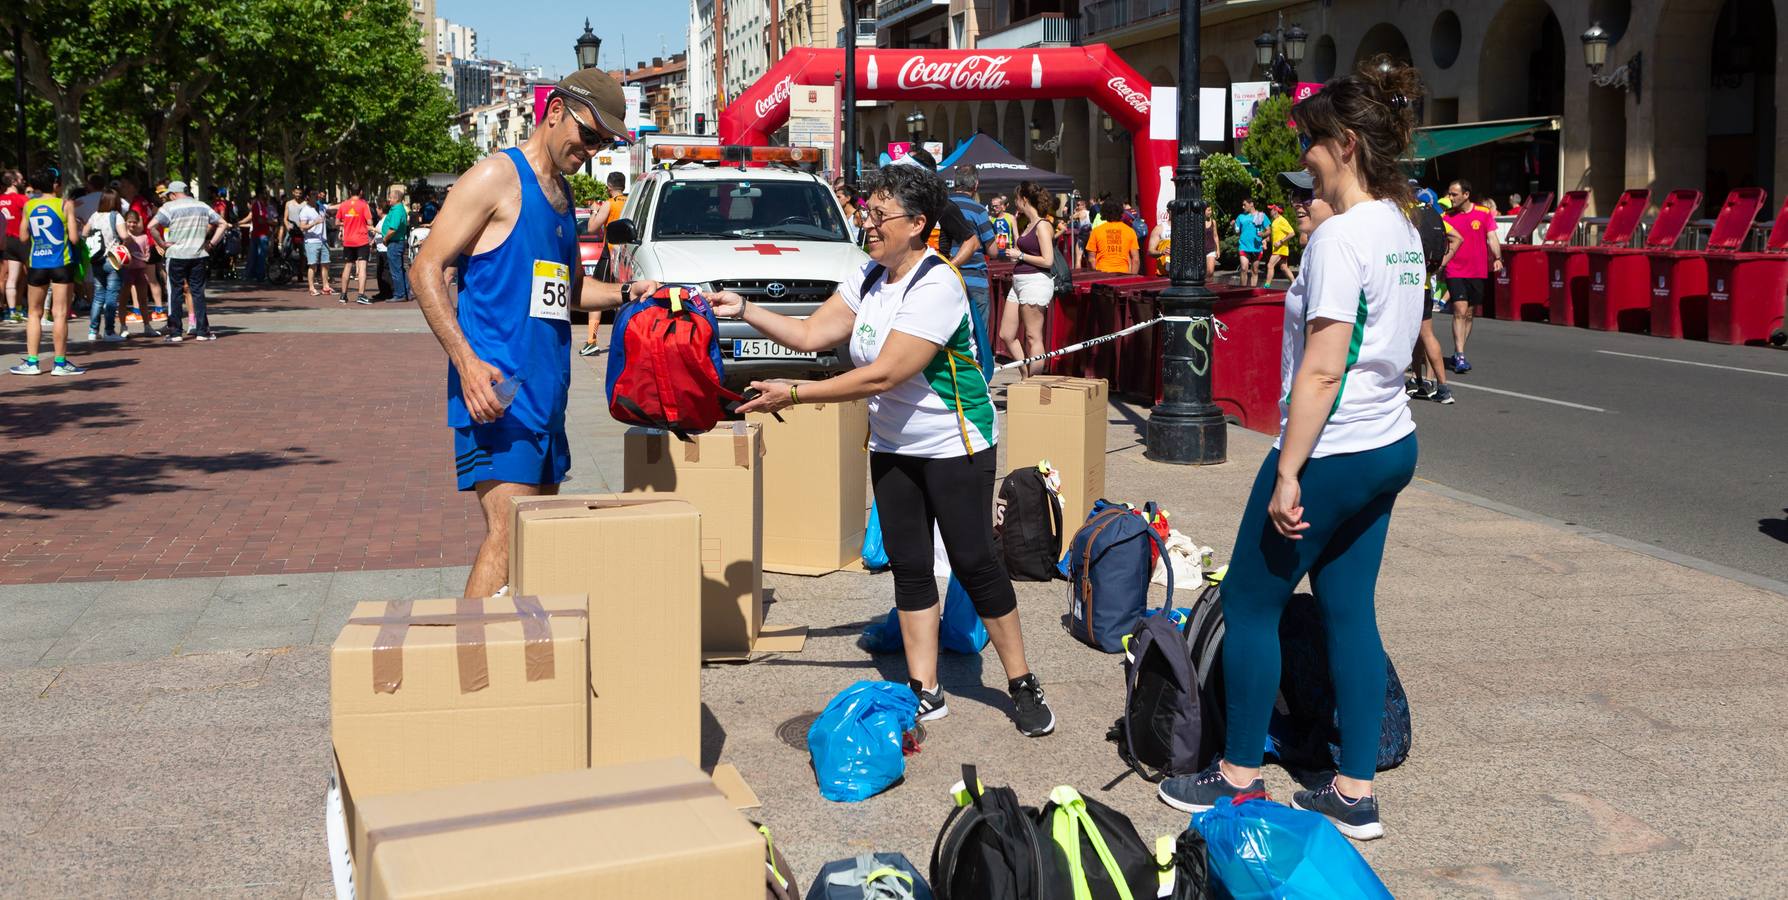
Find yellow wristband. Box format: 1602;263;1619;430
788;384;799;405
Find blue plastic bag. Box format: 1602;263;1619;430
862;500;890;571
1191;799;1392;899
858;576;990;655
807;681;919;802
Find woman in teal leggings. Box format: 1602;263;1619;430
1159;56;1429;841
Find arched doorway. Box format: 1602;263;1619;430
1059;97;1091;205
1311;35;1338;82
1003;102;1028;161
1353;23;1412;68
1031;101;1059;171
1478;0;1564;121
975;100;998;139
1705;0;1777;205
1468;0;1566;206
932;104;952;153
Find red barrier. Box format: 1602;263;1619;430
1091;277;1168;387
1584;189;1702;333
1549;189;1650;327
1499;191;1587;322
1046;271;1138;376
1647;189;1768;341
1209;286;1288;435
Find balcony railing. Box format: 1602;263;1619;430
1081;0;1220;37
976;13;1081;49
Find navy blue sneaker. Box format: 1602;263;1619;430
1158;760;1266;814
1453;353;1472;374
907;679;948;722
1292;781;1384;841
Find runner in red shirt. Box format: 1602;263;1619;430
1440;179;1501;374
0;169;26;322
335;187;375;303
239;192;273;282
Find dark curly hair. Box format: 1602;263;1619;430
860;163;948;242
1291;54;1424;213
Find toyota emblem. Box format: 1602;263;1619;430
765;282;788;299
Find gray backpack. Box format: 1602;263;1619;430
808;852;933;900
1110;593;1204;781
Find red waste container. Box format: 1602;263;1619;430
1499;191;1587;321
1490;193;1555;320
1549;189;1650;327
1048;271;1134;376
1090;277;1169;384
1584;189;1702;333
1646;188;1767;340
1705;196;1788;345
987;260;1015;346
1117;289;1163;401
1209;285;1288;435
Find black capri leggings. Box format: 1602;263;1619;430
870;447;1018;619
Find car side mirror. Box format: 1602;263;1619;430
606;218;637;245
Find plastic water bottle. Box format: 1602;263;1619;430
494;373;523;410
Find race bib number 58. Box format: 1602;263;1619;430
530;260;570;322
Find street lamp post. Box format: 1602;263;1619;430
904;109;926;150
575;20;602;71
843;1;858;183
1579;22;1641;101
1145;0;1227;465
1253;16;1307;96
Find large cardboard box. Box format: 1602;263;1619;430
510;495;701;769
624;423;806;661
1004;376;1109;530
747;387;869;575
352;758;761;900
331;595;590;802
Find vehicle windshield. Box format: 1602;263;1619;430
651;180;849;242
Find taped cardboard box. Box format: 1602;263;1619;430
623;423;806;661
352;758;761;900
509;495;701;769
1004;376;1109;531
331;595;591;802
746;386;869;575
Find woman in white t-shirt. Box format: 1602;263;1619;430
720;164;1054;739
1158;57;1427;841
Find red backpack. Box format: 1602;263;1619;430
604;285;744;438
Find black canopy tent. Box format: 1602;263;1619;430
938;135;1075;197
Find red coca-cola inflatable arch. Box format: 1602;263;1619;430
720;46;1178;226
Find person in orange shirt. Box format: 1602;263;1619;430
336;186;376;303
1085;199;1139;274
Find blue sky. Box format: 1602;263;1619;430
437;1;691;81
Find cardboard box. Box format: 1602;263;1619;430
747;387;869;575
1004;376;1109;530
624;423;806;661
331;595;590;802
510;495;702;769
352;758;761;900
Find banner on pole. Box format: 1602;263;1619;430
1230;81;1271;139
1148;87;1227;142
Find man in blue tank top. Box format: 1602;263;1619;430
412;67;658;597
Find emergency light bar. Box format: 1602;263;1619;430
651;145;819;166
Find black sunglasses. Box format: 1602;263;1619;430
559;98;608;149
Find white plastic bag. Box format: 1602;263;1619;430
1152;528;1213;591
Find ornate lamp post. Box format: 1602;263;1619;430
1145;0;1227;465
1580;22;1641;101
1254;17;1307;96
574;20;602;70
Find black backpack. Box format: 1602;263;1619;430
1168;826;1223;900
1110;592;1204;782
930;766;1052;900
1183;582;1229;771
1269;592;1413;775
1415;205;1448;276
995;467;1063;582
1036;785;1161;900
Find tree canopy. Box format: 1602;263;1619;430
1;0;475;193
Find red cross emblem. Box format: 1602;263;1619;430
735;243;800;255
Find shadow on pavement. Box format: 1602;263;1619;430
1759;510;1788;544
0;379;134;439
0;446;332;515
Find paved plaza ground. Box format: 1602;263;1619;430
2;281;1785;897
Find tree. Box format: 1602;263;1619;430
1;0;171;183
1238;94;1300;215
566;174;610;207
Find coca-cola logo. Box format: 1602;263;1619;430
1106;77;1150;114
897;54;1013;91
754;77;792;118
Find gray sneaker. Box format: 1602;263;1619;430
1433;384;1455;405
1292;781;1384;840
908;679;948;722
1158;759;1266;813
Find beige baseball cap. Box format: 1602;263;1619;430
553;68;631;143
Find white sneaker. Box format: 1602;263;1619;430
87;331;99;341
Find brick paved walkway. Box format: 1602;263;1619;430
0;285;481;584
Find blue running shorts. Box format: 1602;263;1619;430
453;424;571;491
